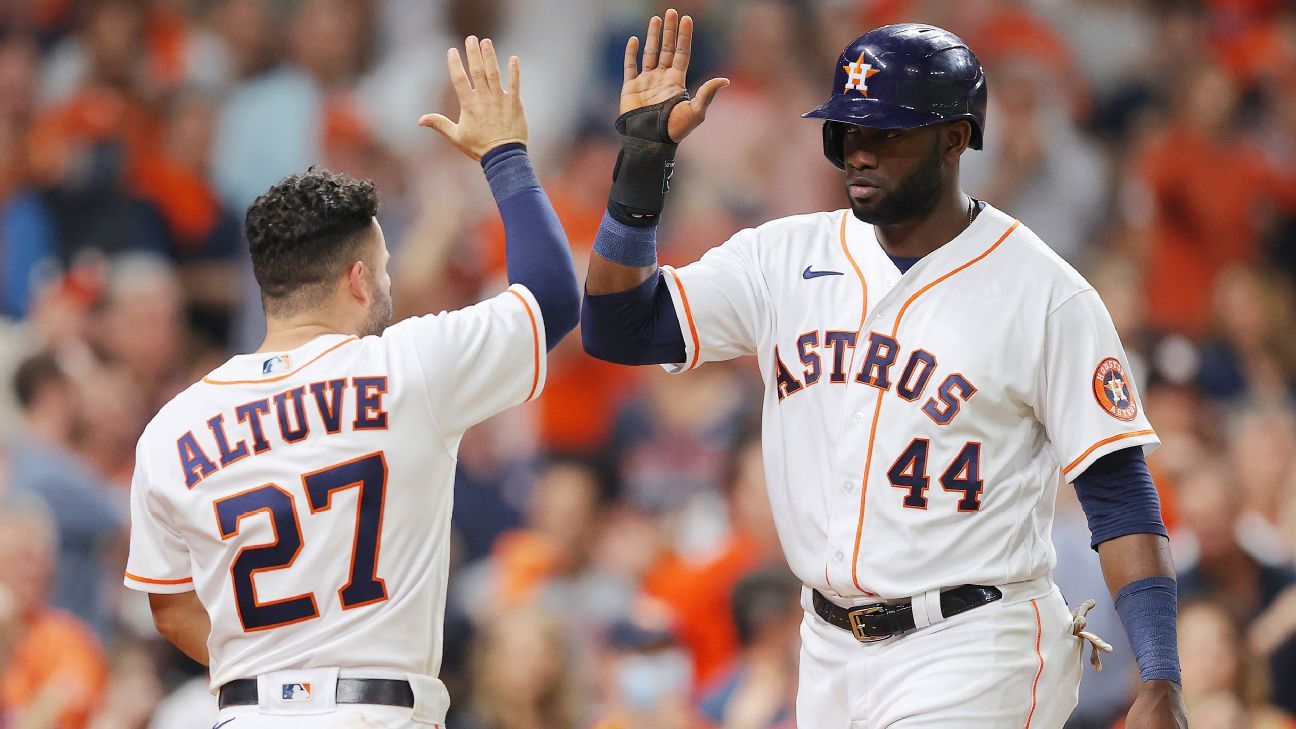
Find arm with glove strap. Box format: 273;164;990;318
582;10;728;363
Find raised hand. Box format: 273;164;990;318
419;36;527;160
622;8;729;142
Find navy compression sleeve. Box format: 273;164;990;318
1073;446;1168;550
1075;447;1182;684
481;143;579;350
582;270;686;366
1115;576;1182;684
581;211;686;365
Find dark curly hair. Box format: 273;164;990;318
245;168;380;316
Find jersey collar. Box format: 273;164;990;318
846;202;1013;281
202;334;358;386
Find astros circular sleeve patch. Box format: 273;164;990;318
1093;357;1137;421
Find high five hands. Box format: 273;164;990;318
623;8;729;142
420;36;527;160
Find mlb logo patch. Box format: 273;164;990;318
281;683;312;701
262;355;291;375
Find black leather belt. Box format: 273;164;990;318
218;678;414;709
813;584;1003;642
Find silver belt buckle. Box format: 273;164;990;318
847;604;889;642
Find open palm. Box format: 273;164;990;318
622;9;728;143
419;36;527;161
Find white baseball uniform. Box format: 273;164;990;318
658;204;1157;728
124;285;547;727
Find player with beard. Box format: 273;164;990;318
123;37;578;727
582;12;1185;729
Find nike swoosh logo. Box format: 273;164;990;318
803;265;844;279
212;719;236;729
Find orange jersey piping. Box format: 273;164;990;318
849;220;1020;593
1062;429;1156;477
834;211;870;586
125;571;194;585
507;290;542;401
1025;598;1043;728
666;267;702;371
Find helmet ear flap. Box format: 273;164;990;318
968;119;984;150
822;122;846;171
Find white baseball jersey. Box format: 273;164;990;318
659;204;1158;599
124;285;546;690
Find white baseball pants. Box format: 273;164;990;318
212;705;429;729
796;579;1084;728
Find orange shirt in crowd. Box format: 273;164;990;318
1137;126;1296;336
1215;18;1296;88
132;151;225;249
144;3;192;90
643;533;768;687
1146;459;1182;535
488;529;565;605
968;10;1077;82
538;344;642;455
1;609;109;729
27;85;160;189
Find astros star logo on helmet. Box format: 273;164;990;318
842;52;880;95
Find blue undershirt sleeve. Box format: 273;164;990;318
481;143;580;350
582;269;686;366
1072;445;1168;550
1075;447;1182;684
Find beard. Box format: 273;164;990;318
849;136;945;226
360;286;393;337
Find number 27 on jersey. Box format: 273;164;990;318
214;451;389;632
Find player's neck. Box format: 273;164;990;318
258;316;359;353
873;189;974;259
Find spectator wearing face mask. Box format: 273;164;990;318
592;602;700;729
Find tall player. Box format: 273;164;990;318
124;37;577;727
582;13;1187;729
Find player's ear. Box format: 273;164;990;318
347;261;370;305
943;120;972;162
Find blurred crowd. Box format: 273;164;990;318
0;0;1294;727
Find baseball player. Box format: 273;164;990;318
124;37;578;727
582;13;1187;729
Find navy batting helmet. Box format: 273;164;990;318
803;23;988;170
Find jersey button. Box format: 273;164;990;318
844;480;855;493
885;276;897;286
835;551;845;562
852;411;865;424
